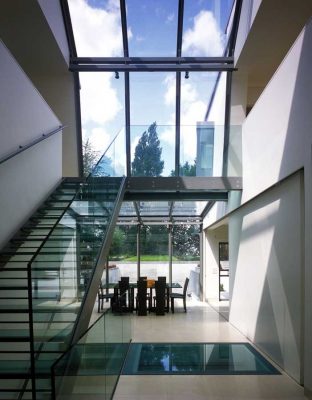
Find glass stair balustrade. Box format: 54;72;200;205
0;179;82;399
0;176;124;399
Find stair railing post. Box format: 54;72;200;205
27;261;36;400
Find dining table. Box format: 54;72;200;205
101;281;182;313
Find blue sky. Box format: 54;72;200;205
69;0;233;174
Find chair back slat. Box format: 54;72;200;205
155;279;166;315
137;279;148;316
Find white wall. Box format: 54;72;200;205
0;40;61;158
229;172;303;382
228;18;312;388
241;22;312;202
0;41;62;247
38;0;70;65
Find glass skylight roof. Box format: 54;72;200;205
127;0;179;56
182;0;234;57
68;0;124;57
65;0;241;224
119;200;208;223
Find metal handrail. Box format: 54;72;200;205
0;125;65;165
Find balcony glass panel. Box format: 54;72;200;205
130;124;175;177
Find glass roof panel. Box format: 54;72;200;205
79;71;125;174
182;0;234;56
119;202;136;217
172;201;207;216
137;201;171;216
126;0;179;56
68;0;123;56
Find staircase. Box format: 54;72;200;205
0;177;124;399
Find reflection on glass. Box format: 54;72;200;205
127;0;178;56
123;343;280;375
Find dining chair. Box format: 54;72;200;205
153;276;166;308
155;279;166;315
170;277;189;313
113;279;130;313
136;279;148;316
97;282;114;312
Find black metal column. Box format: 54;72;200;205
137;224;141;279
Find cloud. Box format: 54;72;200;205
80;72;122;125
68;0;123;56
166;13;175;23
182;10;225;56
136;35;145;42
68;0;125;153
87;127;111;153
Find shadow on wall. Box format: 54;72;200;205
229;171;303;383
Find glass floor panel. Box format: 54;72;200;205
122;343;280;375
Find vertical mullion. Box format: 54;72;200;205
137;224;141;279
125;72;131;176
175;72;181;176
169;225;173;286
175;0;184;176
120;0;131;175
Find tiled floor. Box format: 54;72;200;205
112;299;307;400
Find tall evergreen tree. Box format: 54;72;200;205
132;122;164;176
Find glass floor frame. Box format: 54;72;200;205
122;342;281;376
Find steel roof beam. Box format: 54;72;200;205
71;56;234;64
69;64;236;72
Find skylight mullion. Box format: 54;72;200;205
175;0;185;176
120;0;129;57
120;0;131;176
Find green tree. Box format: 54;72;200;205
173;225;200;260
109;227;126;259
170;159;197;177
132;122;164;176
82;138;100;177
82;138;112;177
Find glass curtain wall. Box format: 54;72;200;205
140;225;169;280
130;73;176;177
172;224;200;296
104;224;138;284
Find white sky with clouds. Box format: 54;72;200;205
69;0;227;173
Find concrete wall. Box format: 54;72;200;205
0;41;62;247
